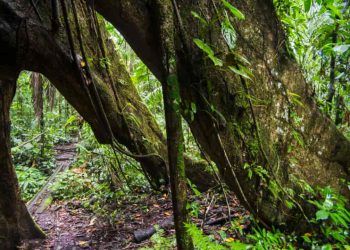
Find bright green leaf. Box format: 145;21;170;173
191;11;208;26
229;66;252;80
304;0;312;12
333;44;350;54
193;39;223;66
316;210;329;220
222;0;245;20
208;54;223;67
193;38;214;56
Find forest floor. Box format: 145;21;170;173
20;141;250;250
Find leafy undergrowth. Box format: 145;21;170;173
46;123;350;249
12;137;55;202
11;71;82;202
17;119;350;249
47;157;350;249
16;166;47;202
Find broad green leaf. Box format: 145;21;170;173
65;115;77;127
191;11;207;26
333;44;350;54
193;39;223;66
316;210;329;220
190;102;197;113
238;65;254;78
208;54;223;67
327;4;342;18
222;0;245;20
222;15;237;49
231;52;251;65
323;195;334;209
304;0;312;12
321;244;332;250
226;241;251;249
24;143;34;150
193;39;214;56
229;66;252;80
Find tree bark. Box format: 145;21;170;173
46;84;56;112
31;73;44;124
163;64;193;250
0;72;44;249
326;26;339;108
91;0;350;227
157;1;193;248
0;0;215;190
31;72;45;156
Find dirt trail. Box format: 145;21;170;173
20;141;250;249
20;141;148;249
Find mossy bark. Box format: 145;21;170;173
92;0;350;227
156;1;194;248
164;75;194;249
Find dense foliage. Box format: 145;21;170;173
276;0;350;132
11;72;75;201
10;0;349;248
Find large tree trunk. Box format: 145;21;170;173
0;0;214;246
31;72;45;156
91;0;350;227
31;73;44;124
0;72;44;249
0;0;214;190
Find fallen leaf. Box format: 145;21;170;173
89;217;97;226
225;237;235;243
78;241;89;248
304;232;312;237
72;165;86;174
